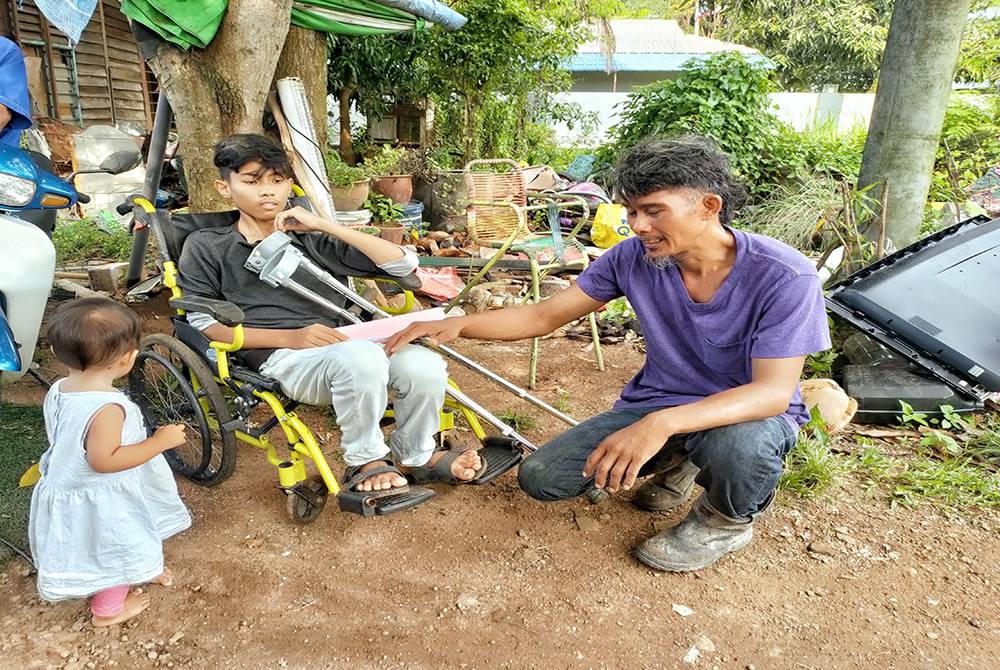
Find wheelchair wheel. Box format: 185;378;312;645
129;334;237;486
286;474;328;524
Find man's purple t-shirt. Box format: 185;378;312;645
575;227;831;430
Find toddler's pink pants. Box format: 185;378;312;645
90;585;129;617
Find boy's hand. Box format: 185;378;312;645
153;424;187;451
286;324;350;348
273;206;330;235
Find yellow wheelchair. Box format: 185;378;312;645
121;195;552;523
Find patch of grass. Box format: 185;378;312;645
497;409;536;433
888;457;1000;508
52;216;131;265
780;409;843;498
964;413;1000;468
779;432;842;498
552;391;574;414
845;445;897;490
0;402;48;566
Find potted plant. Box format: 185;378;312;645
363;145;413;205
326;153;369;211
364;191;407;244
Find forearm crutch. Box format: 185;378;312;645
245;232;578;451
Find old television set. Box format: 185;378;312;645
826;215;1000;402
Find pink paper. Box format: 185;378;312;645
334;307;449;342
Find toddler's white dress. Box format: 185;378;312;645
28;379;191;601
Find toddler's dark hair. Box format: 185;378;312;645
47;298;141;371
214;134;293;181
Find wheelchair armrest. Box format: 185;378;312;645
168;297;245;327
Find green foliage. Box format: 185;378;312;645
919;429;963;459
362;145;406;178
929;94;1000;203
898;400;930;428
803;347;839;378
888;457;1000;508
844;442;1000;508
722;0;892;92
552;391;574;414
498;408;537;432
599;297;636;325
325;153;366;187
779;408;842;497
601;52;796;198
956;3;1000;88
0;402;48;565
899;401;971;433
328;0;617;165
965;414;1000;468
51;217;132;265
364;191;404;223
779;121;868;181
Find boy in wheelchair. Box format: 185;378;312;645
176;134;485;496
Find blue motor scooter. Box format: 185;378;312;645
0;143;139;385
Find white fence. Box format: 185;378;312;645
552;91;877;145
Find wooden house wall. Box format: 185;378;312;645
5;0;153;129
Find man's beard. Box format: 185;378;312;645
643;252;677;270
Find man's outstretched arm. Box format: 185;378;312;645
383;284;606;353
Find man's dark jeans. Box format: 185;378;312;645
517;407;798;520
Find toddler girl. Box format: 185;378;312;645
29;297;191;626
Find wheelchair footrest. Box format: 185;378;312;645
337;486;435;517
473;437;524;485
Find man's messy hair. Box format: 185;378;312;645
611;135;747;226
214;133;293;181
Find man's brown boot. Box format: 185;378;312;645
631;459;699;512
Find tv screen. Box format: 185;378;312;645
827;216;1000;397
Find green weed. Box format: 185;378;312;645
889;457;1000;508
552;391;574;414
0;402;48;566
779;409;842;497
52;217;131;265
497;409;537;432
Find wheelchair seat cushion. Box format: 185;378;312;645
173;317;282;391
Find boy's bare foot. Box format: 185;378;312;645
91;589;150;627
153;568;173;587
425;449;482;482
352;460;408;492
398;448;484;484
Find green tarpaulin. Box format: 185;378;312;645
120;0;226;49
121;0;425;51
293;0;425;36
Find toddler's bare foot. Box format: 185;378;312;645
92;589;150;627
153;568;173;587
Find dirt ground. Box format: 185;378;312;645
2;293;999;670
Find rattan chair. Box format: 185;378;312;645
462;159;604;388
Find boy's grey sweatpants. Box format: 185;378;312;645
260;340;447;468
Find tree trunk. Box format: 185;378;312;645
857;0;971;245
338;85;355;164
463;94;478;163
148;0;294;212
275;26;329;158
